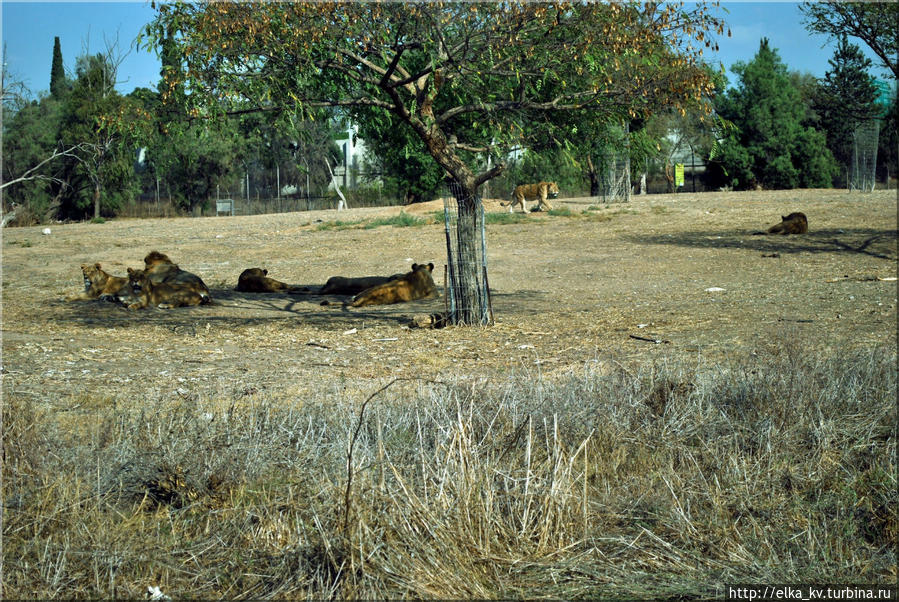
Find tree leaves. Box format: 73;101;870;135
145;2;727;190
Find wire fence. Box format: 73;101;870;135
443;180;493;326
851;119;880;193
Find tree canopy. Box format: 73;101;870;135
143;2;728;195
800;2;899;80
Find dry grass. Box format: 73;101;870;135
3;343;895;599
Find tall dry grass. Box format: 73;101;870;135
3;344;896;599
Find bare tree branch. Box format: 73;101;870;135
0;145;82;191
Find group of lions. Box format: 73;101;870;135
237;263;438;307
68;193;806;311
68;251;212;310
69;251;438;310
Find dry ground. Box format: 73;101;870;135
2;189;896;407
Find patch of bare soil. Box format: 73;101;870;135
2;189;896;407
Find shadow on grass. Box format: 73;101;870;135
625;228;897;260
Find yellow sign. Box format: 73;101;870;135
675;163;685;187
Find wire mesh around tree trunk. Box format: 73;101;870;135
599;121;631;202
851;119;880;193
600;151;632;203
443;180;494;326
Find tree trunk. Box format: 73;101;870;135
409;93;500;325
586;155;600;197
93;183;101;220
445;178;490;325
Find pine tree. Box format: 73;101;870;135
713;38;838;189
813;35;879;184
49;36;66;99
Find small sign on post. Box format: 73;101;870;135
216;199;234;216
675;164;685;188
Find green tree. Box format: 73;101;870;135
813;36;880;186
877;95;898;184
712;38;837;190
801;2;899;79
353;108;445;204
135;29;238;214
1;97;66;221
144;2;727;324
57;53;137;220
50;36;68;99
135;90;238;213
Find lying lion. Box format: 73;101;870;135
127;267;211;310
235;268;309;293
143;251;211;295
67;263;132;302
754;212;808;235
351;262;438;307
319;273;405;295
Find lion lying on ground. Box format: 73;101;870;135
143;251;211;295
67;263;132;302
500;181;559;213
320;273;405;295
235;268;309;293
126;268;211;310
350;262;438;307
754;212;808;235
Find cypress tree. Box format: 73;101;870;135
50;36;66;98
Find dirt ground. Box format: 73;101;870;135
2;188;896;407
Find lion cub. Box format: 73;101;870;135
126;268;211;310
351;263;438;307
67;263;131;302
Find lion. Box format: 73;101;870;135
235;268;308;293
67;263;132;302
754;212;808;235
143;251;211;295
500;181;559;213
320;273;405;296
350;262;438;307
126;268;211;310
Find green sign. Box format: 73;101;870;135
675;163;685;187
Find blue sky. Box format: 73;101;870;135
1;1;890;99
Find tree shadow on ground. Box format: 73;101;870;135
54;285;446;331
625;228;897;260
